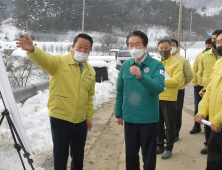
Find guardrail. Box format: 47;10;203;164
12;81;49;103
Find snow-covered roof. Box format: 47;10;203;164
88;56;115;61
109;49;119;52
88;60;110;69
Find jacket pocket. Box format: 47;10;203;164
48;93;70;115
84;75;94;90
122;74;133;91
122;74;133;82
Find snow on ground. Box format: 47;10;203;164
0;25;19;42
88;60;110;69
0;24;207;169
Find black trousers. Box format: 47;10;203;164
124;122;157;170
204;116;211;146
157;100;177;151
194;85;203;128
206;131;222;170
50;117;87;170
175;89;185;138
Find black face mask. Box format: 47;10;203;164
212;42;217;50
160;50;171;58
206;48;211;51
217;46;222;56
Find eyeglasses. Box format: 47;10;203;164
215;39;222;45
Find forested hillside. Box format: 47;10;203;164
1;0;222;37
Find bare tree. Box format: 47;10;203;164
3;54;49;89
180;31;202;58
100;33;119;49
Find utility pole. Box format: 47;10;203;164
25;21;28;32
82;0;85;33
177;0;182;49
189;12;193;35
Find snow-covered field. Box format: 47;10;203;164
0;24;206;169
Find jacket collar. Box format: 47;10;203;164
66;51;76;64
66;51;88;67
208;48;215;55
160;55;173;62
172;53;181;58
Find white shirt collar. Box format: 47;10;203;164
135;53;147;66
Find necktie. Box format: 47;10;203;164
78;63;83;73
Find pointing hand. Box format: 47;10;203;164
16;33;34;53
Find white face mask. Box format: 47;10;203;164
170;47;177;54
129;48;145;59
73;51;90;62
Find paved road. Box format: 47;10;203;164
118;83;207;170
42;83;208;170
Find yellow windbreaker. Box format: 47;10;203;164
191;50;206;86
198;57;222;127
27;47;96;123
158;56;183;101
197;48;221;88
173;53;193;89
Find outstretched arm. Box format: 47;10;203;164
16;33;58;76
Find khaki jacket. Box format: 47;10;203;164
173;53;193;89
198;48;221;88
27;47;96;123
191;50;206;86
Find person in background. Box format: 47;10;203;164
170;39;193;142
197;30;221;154
157;39;183;159
115;30;165;170
194;29;222;170
190;38;212;135
16;33;96;170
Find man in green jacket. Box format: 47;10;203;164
115;30;165;170
16;33;96;170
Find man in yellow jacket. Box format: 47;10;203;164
157;39;183;159
198;30;221;89
197;30;221;154
190;38;212;135
194;29;222;170
16;33;96;170
170;39;193;142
